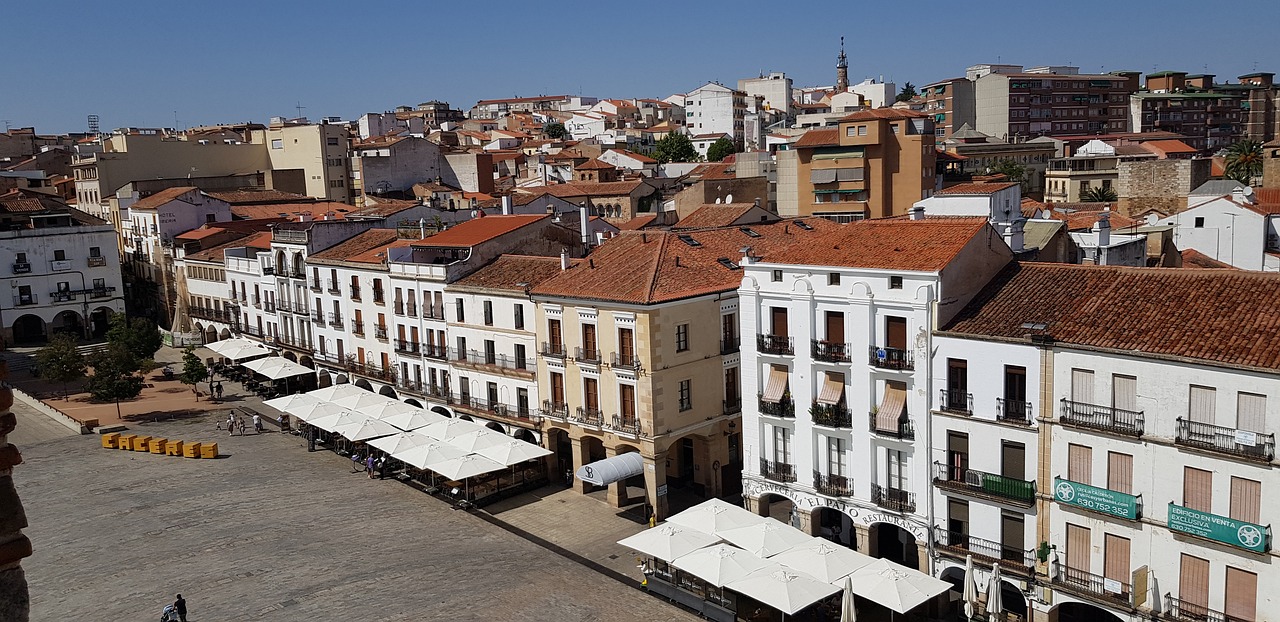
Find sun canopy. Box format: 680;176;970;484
286;401;351;423
367;431;434;455
719;520;813;558
875;385;907;431
330;392;394;410
843;558;951;614
449;429;512;453
262;393;319;413
816;372;845;406
306;384;370;401
241;356;313;380
427;453;506;481
666;498;766;536
418;418;484;441
761;366;789;403
618;525;720;562
575;451;644;486
377;410;443;431
206;337;272;361
334;416;402;442
671;543;771;588
392;441;469;470
726;567;841;616
768;540;875;584
308;412;366;434
476;439;552;467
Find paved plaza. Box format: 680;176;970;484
15;411;696;621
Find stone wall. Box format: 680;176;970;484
0;362;31;622
1117;158;1211;217
1264;149;1280;188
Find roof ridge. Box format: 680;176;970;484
646;233;671;304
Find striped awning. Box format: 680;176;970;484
875;386;907;430
817;373;845;406
761;367;789;403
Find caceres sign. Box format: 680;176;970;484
1054;477;1141;520
1167;503;1270;553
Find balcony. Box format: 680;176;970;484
311;314;325;326
869;412;915;440
1059;399;1143;436
86;256;107;267
758;395;795;418
605;415;643;436
1175;418;1275;462
572;407;603;427
540;342;566;358
760;458;797;483
251;295;261;309
871;483;916;513
723;398;741;416
997;398;1033;425
11;262;30;274
310;280;322;292
1051;563;1131;605
422;343;448;360
374;325;388;340
612;351;641;370
263;301;275;313
868;346;913;370
273;335;311;351
406;303;418;318
190;306;236;323
13;294;36;306
50;291;76;304
327;312;343;328
1162;595;1242;622
574;347;601;365
350;320;364;336
811;402;852;428
394;339;421;357
813;472;853;497
933;528;1036;575
757;334;794;355
933;462;1036;507
540;400;568;421
452;348;536;374
326;280;340;295
394;301;405;315
720;336;739;355
290;269;305;280
372;289;385;305
939;389;973;415
812;340;852;363
349;285;361;301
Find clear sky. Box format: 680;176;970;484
7;0;1278;133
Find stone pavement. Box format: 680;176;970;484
7;394;78;446
15;413;698;622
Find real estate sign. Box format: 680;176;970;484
1053;477;1140;520
1167;503;1269;553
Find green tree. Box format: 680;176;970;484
895;82;917;103
652;132;699;163
178;347;208;401
1080;185;1118;203
86;346;144;420
990;158;1028;189
706;137;736;162
105;313;161;371
544;122;568;140
1225;139;1264;184
35;333;85;400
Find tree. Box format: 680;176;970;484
652;132;699;163
989;158;1028;190
1080;185;1118;203
706;137;736;162
178;347;208;401
105;313;161;370
544;122;568;140
1225;139;1264;184
86;346;144;420
895;82;918;103
35;333;85;400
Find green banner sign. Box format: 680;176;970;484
1167;503;1269;553
1053;478;1140;520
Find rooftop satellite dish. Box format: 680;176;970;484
470;210;479;218
1243;186;1255;198
725;193;734;203
715;197;722;204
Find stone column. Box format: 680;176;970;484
916;540;930;573
0;367;31;622
854;525;870;555
797;508;818;536
644;453;668;521
570;434;590;494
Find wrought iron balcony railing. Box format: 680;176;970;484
1060;399;1143;436
1175;418;1275;462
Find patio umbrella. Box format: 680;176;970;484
367;430;434;455
377;410;444;431
841;575;856;622
985;564;1004;620
308;412;366;434
363;401;427;419
617;525;721;563
448;429;511;453
427;453;505;481
206;337;272;361
962;555;977;620
718;518;812;557
241;356;312;380
418;418;483;441
306;384;368;401
286;402;351;423
843;558;951;615
769;539;875;584
262;393;318;413
393;441;469;470
331;392;396;410
334;416;402;442
671;543;770;588
725;567;840;616
476;439;552;467
665;498;765;536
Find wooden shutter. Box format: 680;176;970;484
1183;467;1212;512
1189;386;1216;424
1237;393;1266;433
1002;442;1026;480
620;384;636;419
551;372;564;405
886;316;907;350
1178;554;1209;609
1071;369;1094;404
1107;452;1133;495
548;319;561;346
771;307;788;338
619;328;634;361
1112;375;1137;411
1224;567;1258;622
1001;512;1025;557
582;324;597;353
583;378;598;411
1229;477;1261;524
1103;534;1130;587
948;499;969;527
1068;444;1092;484
1066;524;1090;572
825;311;844;343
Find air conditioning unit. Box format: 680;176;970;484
964;470;984;487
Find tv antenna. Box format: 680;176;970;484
295;102;306;119
1;120;10;133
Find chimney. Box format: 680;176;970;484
753;197;761;208
419;217;427;239
297;213;312;223
1003;220;1025;253
909;205;926;220
501;195;513;215
1096;209;1111;247
579;202;591;248
560;247;569;270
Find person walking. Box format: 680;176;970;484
366;454;376;479
252;413;263;434
173;594;187;622
227;414;236;436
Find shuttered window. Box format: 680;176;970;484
1112;374;1137;412
1237;392;1266;433
1189;386;1216;424
1066;524;1090;572
1179;554;1209;609
1071;369;1094;404
1229;477;1261;524
1224;567;1257;622
773;426;791;464
770;307;788;338
1183;467;1212;512
1107;452;1133;494
1068;444;1092;484
1103;534;1130;589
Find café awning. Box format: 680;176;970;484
761;367;789;403
843;558;951;614
575;451;644;486
816;373;844;406
875;385;907;431
241;356;313;380
206;337;272;361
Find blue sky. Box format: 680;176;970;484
7;0;1278;133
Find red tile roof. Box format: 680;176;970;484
131;186;197;210
944;263;1280;370
1021;198;1050;218
840;109;928;122
452;255;577;293
607;149;657;164
1143;139;1198;155
230;202;351;220
309;229;401;265
1180;249;1236;269
673;204;765;230
757;218;992;272
186;231;274;262
937;182;1019;195
205;189;310;205
409;214;547;248
794;128;840;148
617;214;659;230
1255;188;1280;204
532;180;650;198
576;158;615;170
175;227;226;241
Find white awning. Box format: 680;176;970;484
843;558;951;614
875;386;907;431
816;373;844;406
761;367;789;403
241;356;313;380
205;337;273;361
810;169;838;184
575;451;644;486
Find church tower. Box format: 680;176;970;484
836;36;849;92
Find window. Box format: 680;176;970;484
15;253;26;263
619;327;635;362
582;324;597;356
1179;554;1210;611
583;378;599;412
678;379;692;411
1237;392;1266;432
827;436;846;476
889;276;903;289
1066;523;1090;573
771;269;782;282
271;139;283;149
54;249;66;261
482;300;493;326
675;323;689;352
827;272;840;286
89;247;101;258
93;278;105;290
886;449;906;490
514;304;525;330
1067;444;1092;483
1103;534;1131;592
858;125;867;136
773;426;791;463
1224;567;1258;622
1230;477;1261;523
846;126;857;137
327;137;340;146
1194;217;1205;228
1189;385;1216;423
455;299;465;323
550;372;565;406
1183;467;1212;512
1107;452;1133;494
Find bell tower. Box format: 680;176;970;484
836;36;849;92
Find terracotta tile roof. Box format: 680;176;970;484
131;186;197;210
354;134;408;148
230;202;351;220
175;227;226;241
617;215;659;230
1180;249;1236;269
0;198;46;213
1021;198;1050;218
531;180;649;198
205;189;311;205
687;163;736;181
1143;139;1198;155
576;158;615;170
1255;188;1280;204
186;231;274;262
937;182;1019;195
944;263;1280;370
691;133;731;140
309;229;401;265
1048;207;1139;231
840;108;928;122
1211;157;1226;177
606;149;657;164
452;255;576;293
936;150;967;162
673;204;763;230
350;198;419;217
794;128;840;148
757;218;991;272
407;214;547;248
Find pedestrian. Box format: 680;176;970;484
375;455;386;479
366;454;376;479
238;415;248;435
174;594;187;622
227;414;236;436
252;413;263;434
214;382;223;400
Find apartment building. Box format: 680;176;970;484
939;124;1057;194
0;193;124;344
1044;139;1153;203
738;217;1013;571
1130;73;1244;151
942;263;1280;622
922;77;976;138
739;72;794;118
181;231;273;342
967;65;1141;140
1156;185;1280;272
468;95;588;120
684;82;747;148
258;121;353;203
790;108;936;219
